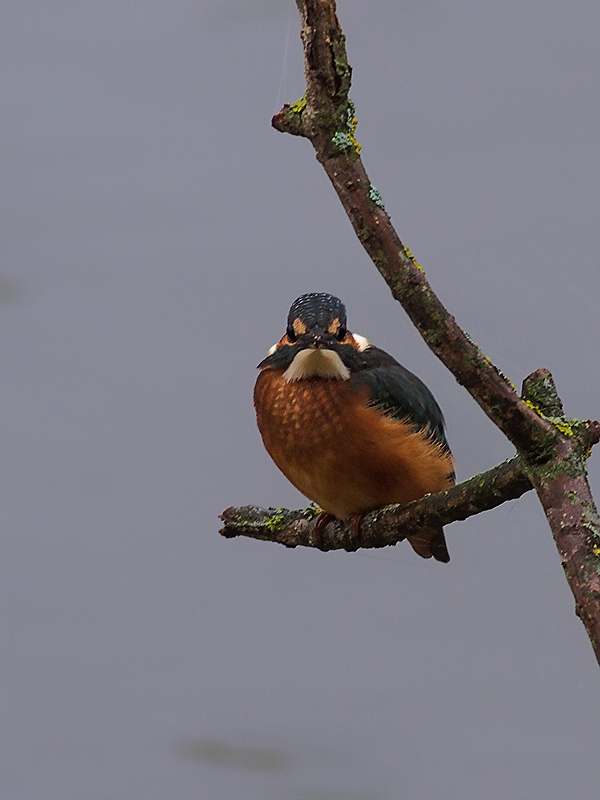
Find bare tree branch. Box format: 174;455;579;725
220;457;532;550
271;0;550;457
221;0;600;666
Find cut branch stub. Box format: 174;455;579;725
272;0;358;161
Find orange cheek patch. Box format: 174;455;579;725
292;318;308;336
327;317;341;336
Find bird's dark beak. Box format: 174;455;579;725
306;325;327;349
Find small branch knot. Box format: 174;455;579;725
521;368;565;418
586;421;600;447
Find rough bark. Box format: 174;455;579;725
221;457;532;550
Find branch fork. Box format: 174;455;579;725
221;0;600;665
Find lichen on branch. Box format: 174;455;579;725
221;458;533;550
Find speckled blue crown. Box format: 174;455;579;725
287;293;347;329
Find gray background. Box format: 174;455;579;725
2;1;599;798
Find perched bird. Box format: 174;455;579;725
253;292;455;562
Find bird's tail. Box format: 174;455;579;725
408;528;450;563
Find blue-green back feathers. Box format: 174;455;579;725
350;345;450;452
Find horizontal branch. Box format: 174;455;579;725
220;457;532;551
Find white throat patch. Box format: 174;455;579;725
284;348;350;382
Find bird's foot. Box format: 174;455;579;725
348;513;365;548
310;512;365;550
311;512;335;549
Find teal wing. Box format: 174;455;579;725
350;345;451;456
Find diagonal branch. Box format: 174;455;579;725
271;1;552;459
222;0;600;666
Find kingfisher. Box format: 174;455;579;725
253;292;455;562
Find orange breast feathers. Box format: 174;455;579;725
253;369;454;520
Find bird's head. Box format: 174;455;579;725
258;293;370;381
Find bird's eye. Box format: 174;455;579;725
336;325;347;341
286;324;297;343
